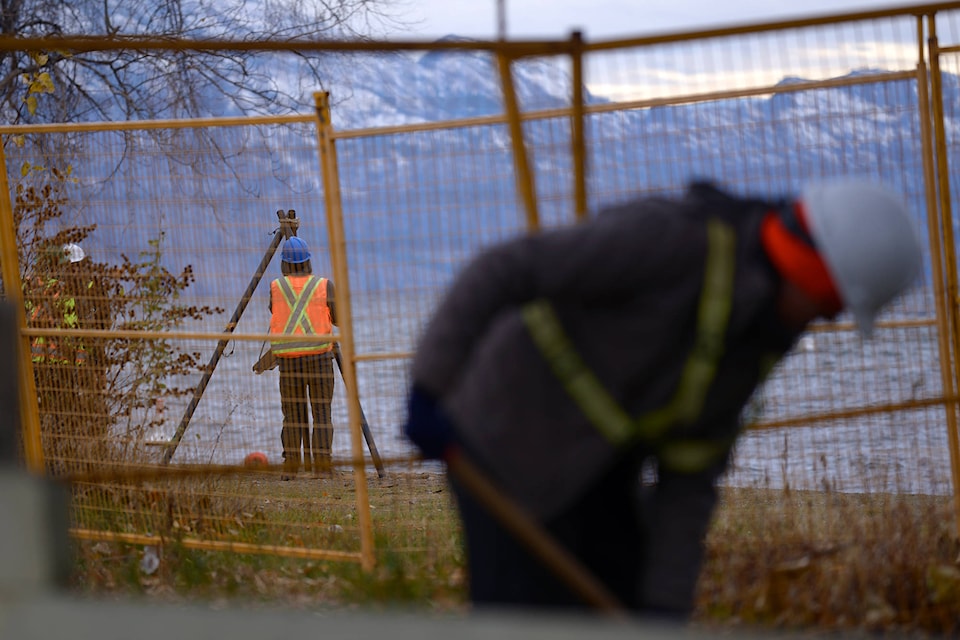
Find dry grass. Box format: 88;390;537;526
69;470;465;611
698;488;960;636
68;472;960;636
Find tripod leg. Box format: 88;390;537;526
163;210;299;464
333;345;384;478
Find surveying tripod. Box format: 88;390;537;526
161;209;384;477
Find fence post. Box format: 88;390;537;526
925;13;960;537
0;137;45;474
570;30;588;222
314;91;376;572
497;52;541;233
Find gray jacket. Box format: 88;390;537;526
412;183;801;606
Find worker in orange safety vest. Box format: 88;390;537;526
264;236;338;479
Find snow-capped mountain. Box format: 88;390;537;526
9;40;956;307
311;38;598;129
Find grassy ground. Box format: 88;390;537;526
69;470;465;612
67;471;960;636
698;488;960;635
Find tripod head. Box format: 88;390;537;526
276;209;299;239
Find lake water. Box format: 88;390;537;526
151;295;955;497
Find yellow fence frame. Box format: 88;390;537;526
0;1;958;564
926;13;960;530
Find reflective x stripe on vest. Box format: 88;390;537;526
521;218;736;473
270;276;332;356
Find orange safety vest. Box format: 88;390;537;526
269;275;333;358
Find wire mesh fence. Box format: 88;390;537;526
0;1;958;592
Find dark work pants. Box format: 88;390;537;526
278;352;335;472
449;453;645;612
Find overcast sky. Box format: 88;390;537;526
402;0;935;40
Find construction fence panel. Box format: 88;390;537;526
326;5;958;576
0;2;957;579
1;116;377;562
573;12;956;500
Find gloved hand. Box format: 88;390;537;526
252;348;278;374
403;384;456;460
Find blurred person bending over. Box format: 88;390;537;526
403;179;922;617
266;237;338;479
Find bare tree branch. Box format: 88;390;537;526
0;0;410;126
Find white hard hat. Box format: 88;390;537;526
62;243;85;264
801;179;923;337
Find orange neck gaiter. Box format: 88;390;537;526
760;202;843;315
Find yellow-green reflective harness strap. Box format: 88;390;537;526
658;437;736;473
521;218;736;448
634;218;735;438
522;300;635;444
